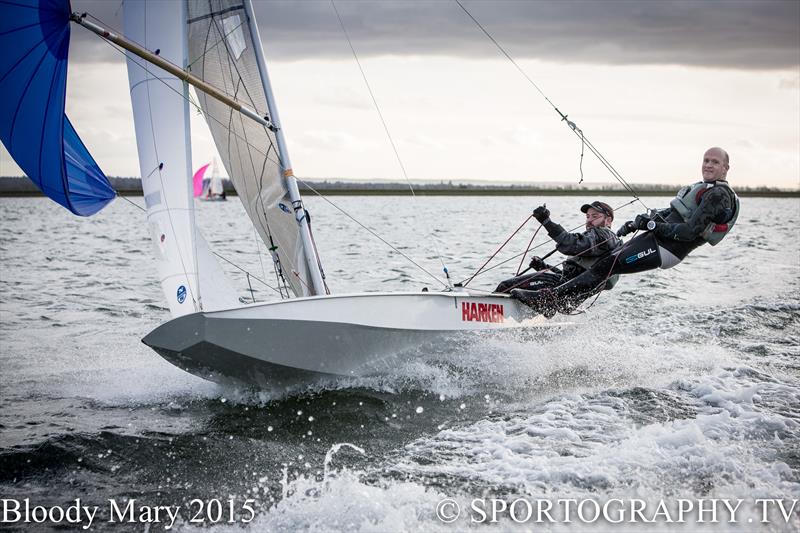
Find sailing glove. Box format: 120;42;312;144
634;214;653;230
616;221;636;237
529;256;548;271
533;205;550;224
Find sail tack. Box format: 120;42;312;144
186;0;312;297
0;0;115;216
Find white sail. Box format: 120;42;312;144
209;158;224;196
209;177;224;197
186;0;314;297
124;0;237;316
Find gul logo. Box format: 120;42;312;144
625;247;656;264
176;285;186;304
461;302;504;323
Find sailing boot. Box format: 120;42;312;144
510;288;559;318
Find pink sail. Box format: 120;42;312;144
192;163;210;197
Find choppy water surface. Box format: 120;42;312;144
0;195;798;531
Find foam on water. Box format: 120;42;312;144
2;197;799;531
190;367;796;532
389;367;800;502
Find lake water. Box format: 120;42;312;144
0;194;798;531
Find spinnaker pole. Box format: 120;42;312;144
70;13;272;129
242;0;326;296
70;9;327;296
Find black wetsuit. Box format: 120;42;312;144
495;222;621;294
513;181;737;314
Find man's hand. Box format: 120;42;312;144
616;221;636;237
529;256;547;271
532;205;550;223
634;214;652;230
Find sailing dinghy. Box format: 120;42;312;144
194;159;226;201
0;0;556;387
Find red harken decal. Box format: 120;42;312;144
461;302;505;323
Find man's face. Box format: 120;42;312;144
702;149;729;182
585;208;611;230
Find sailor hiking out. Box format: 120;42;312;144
495;201;621;316
512;147;740;316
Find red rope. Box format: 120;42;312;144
558;231;635;315
463;214;534;287
516;223;542;275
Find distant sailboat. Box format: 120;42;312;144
193;159;227;201
0;0;556;387
192;163;210;198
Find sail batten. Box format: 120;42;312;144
187;4;245;25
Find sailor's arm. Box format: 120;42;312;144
653;207;673;221
543;222;613;256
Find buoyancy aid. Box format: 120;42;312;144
669;180;739;245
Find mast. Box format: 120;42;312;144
72;7;327;297
242;0;326;296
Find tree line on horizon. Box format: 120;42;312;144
0;176;795;194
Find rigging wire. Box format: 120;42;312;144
88;8;200;309
211;249;283;296
453;0;652;214
185;15;247;72
114;191;284;296
296;178;450;288
115;191;147;212
86;13;279;169
82;11;449;290
462;213;534;287
516;222;543;275
464;230;619;298
330;0;452;287
458;197;640;285
88;9;312;295
254;226;280;297
139;36;201;311
203;9;306;293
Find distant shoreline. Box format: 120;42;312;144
0;177;797;198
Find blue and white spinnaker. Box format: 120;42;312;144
0;0;114;216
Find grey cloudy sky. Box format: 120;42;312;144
71;1;800;69
3;0;796;189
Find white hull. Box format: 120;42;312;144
143;291;560;387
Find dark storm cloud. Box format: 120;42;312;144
69;1;799;70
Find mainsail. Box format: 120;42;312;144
0;0;115;216
185;0;314;297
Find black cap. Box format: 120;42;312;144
580;201;614;219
